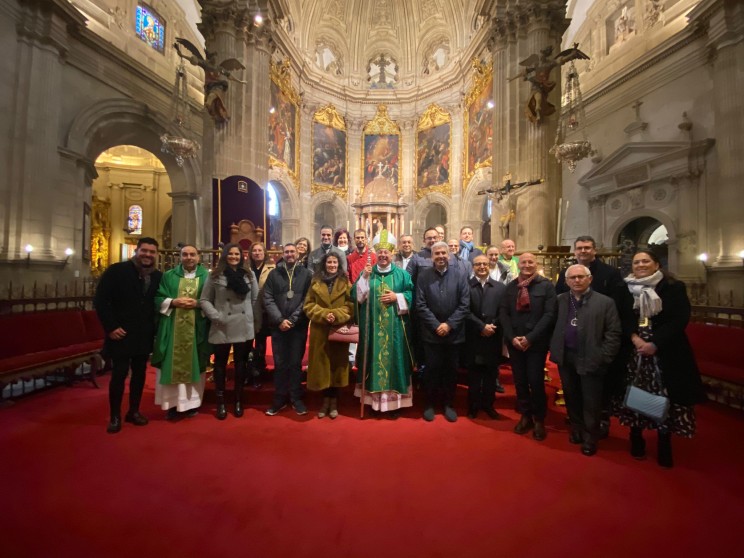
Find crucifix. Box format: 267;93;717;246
476;172;544;202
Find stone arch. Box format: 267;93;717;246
414;192;452;240
608;209;677;271
65;98;200;195
462;167;493;244
309;191;350;236
267;174;300;245
65;98;203;246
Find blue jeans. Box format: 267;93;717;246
271;326;308;407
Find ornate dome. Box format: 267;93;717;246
362;176;398;204
280;0;489;91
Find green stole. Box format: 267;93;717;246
170;276;199;384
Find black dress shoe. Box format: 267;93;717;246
184;408;199;418
166;408;181;422
483;408;502;420
443;406;458;423
532;420;547;441
569;431;583;444
581;442;597;456
124;412;148;426
494;381;505;394
106;417;121;434
513;415;534;435
423;407;435;422
467;407;478;419
234;401;244;418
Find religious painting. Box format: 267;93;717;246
268;60;300;188
415;104;451;199
464;58;493;186
311;105;348;198
362;105;401;195
135;3;165;54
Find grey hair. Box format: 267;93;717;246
567;264;592;277
431;241;449;253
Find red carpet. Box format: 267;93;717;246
1;365;743;558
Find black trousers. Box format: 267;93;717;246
213;342;248;394
467;362;498;410
109;354;149;419
510;348;549;420
271;327;308;407
558;350;605;443
423;342;460;407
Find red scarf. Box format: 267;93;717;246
516;273;537;312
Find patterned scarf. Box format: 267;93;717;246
624;270;663;319
516;273;537;311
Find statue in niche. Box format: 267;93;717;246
613;6;636;45
175;38;246;125
645;0;665;28
509;44;589;125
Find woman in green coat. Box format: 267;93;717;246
303;252;354;418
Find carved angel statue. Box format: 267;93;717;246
508;44;590;124
174;37;246;124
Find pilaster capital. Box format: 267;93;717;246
515;1;570;37
198;0;250;43
16;0;86;58
246;22;274;54
168;191;201;201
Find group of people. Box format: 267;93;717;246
95;227;704;469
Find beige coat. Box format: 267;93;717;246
303;276;354;391
250;261;276;331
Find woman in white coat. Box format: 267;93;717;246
200;243;258;419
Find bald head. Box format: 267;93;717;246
518;252;537;277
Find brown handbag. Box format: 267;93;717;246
328;324;359;343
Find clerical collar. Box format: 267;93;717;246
183;268;197;279
376;263;392;273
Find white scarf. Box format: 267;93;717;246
624;270;663;319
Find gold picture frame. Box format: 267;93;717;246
463;58;493;187
415;103;452;200
361;105;401;197
269;59;300;188
311;104;348;199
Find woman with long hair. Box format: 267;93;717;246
303;252;354;418
616;249;704;468
246;242;275;387
200;243;259;420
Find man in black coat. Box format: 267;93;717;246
556;235;635;436
549;265;621;456
263;243;313;416
95;237;162;434
416;241;470;422
466;255;506;419
499;252;557;441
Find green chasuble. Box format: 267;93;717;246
352;265;414;395
152;264;210;385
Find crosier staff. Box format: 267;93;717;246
359;236;373;419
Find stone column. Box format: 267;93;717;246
489;1;569;251
168;191;202;247
2;2;84;262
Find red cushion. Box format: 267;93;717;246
0;311;87;359
687;323;744;383
82;310;105;342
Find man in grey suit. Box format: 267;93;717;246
308;225;347;274
549;264;621;456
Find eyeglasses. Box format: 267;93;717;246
566;275;589;280
473;263;489;267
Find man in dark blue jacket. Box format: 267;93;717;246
416;242;470;422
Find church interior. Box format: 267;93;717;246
1;1;744;556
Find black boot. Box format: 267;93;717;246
234;363;245;417
215;391;227;420
630;427;646;460
657;431;673;468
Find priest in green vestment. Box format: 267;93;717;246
352;230;415;415
152;245;211;420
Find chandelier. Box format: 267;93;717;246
161;62;200;166
550;60;592;173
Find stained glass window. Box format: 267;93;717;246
135;4;165;54
128;205;143;236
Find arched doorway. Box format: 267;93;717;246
481;198;492;246
267;181;282;248
616;216;669;276
314;202;337;235
425;203;447;235
91;145;172;273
